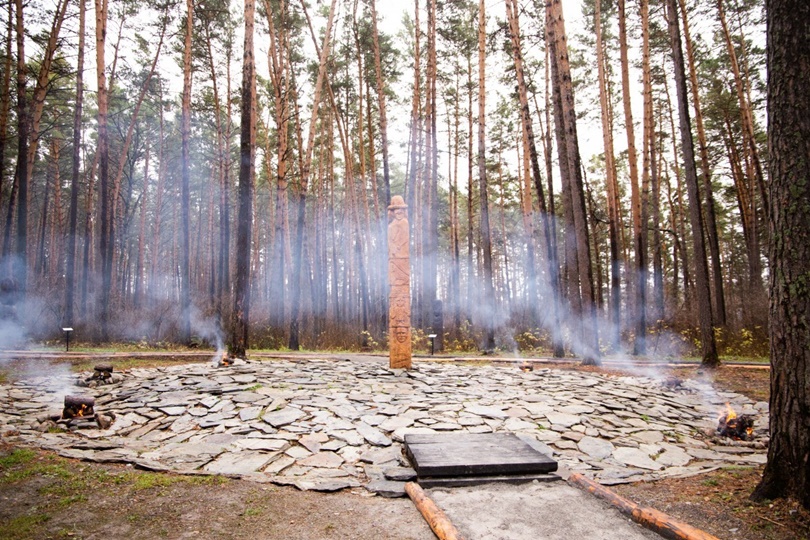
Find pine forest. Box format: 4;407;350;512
0;0;769;365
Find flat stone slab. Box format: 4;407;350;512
384;466;417;481
262;407;305;427
203;451;276;475
356;422;392;447
577;436;615;460
544;412;582;427
612;447;664;471
405;432;557;478
464;405;508;419
366;479;408;497
299;451;344;468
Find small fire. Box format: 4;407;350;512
717;403;755;440
214;351;231;367
721;403;736;423
62;396;95;420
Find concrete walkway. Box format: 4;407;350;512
429;481;661;539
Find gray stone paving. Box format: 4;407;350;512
0;357;768;495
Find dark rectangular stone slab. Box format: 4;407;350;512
404;433;558;478
417;473;561;488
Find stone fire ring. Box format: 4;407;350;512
0;357;768;497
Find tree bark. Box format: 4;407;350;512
424;0;439;342
641;0;664;324
752;0;810;509
369;0;390;205
290;0;336;351
0;4;11;216
180;0;193;343
594;0;621;350
230;0;256;357
477;0;495;351
547;0;599;364
24;0;69;196
505;0;554;331
266;0;290;331
717;0;767;214
95;0;110;339
35;143;53;277
64;0;85;327
666;0;718;367
679;0;726;327
134;142;149;310
618;0;646;355
12;0;28;298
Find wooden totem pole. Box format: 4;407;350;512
388;195;412;369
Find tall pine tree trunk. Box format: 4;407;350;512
230;0;256;357
547;0;599;364
0;4;11;216
505;0;556;333
752;0;810;507
641;0;664;324
477;0;495;351
594;0;621;350
618;0;646;355
666;0;718;367
680;0;726;327
95;0;110;339
369;0;390;205
63;0;85;327
290;0;336;350
179;0;193;342
12;0;28;299
425;0;439;344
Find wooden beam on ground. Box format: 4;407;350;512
568;472;721;540
405;482;465;540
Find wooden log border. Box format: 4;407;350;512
568;472;721;540
405;482;465;540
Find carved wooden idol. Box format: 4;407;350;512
388;195;411;369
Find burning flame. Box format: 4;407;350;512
718;403;754;440
64;403;92;419
211;351;231;367
720;403;737;423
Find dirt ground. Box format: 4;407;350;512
1;356;809;540
0;445;433;540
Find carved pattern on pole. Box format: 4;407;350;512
388;195;411;369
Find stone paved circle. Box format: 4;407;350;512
0;357;769;495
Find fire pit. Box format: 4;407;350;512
77;363;124;387
62;394;95;419
215;351;232;367
717;404;755;441
35;395;116;431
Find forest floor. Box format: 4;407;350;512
0;352;808;540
